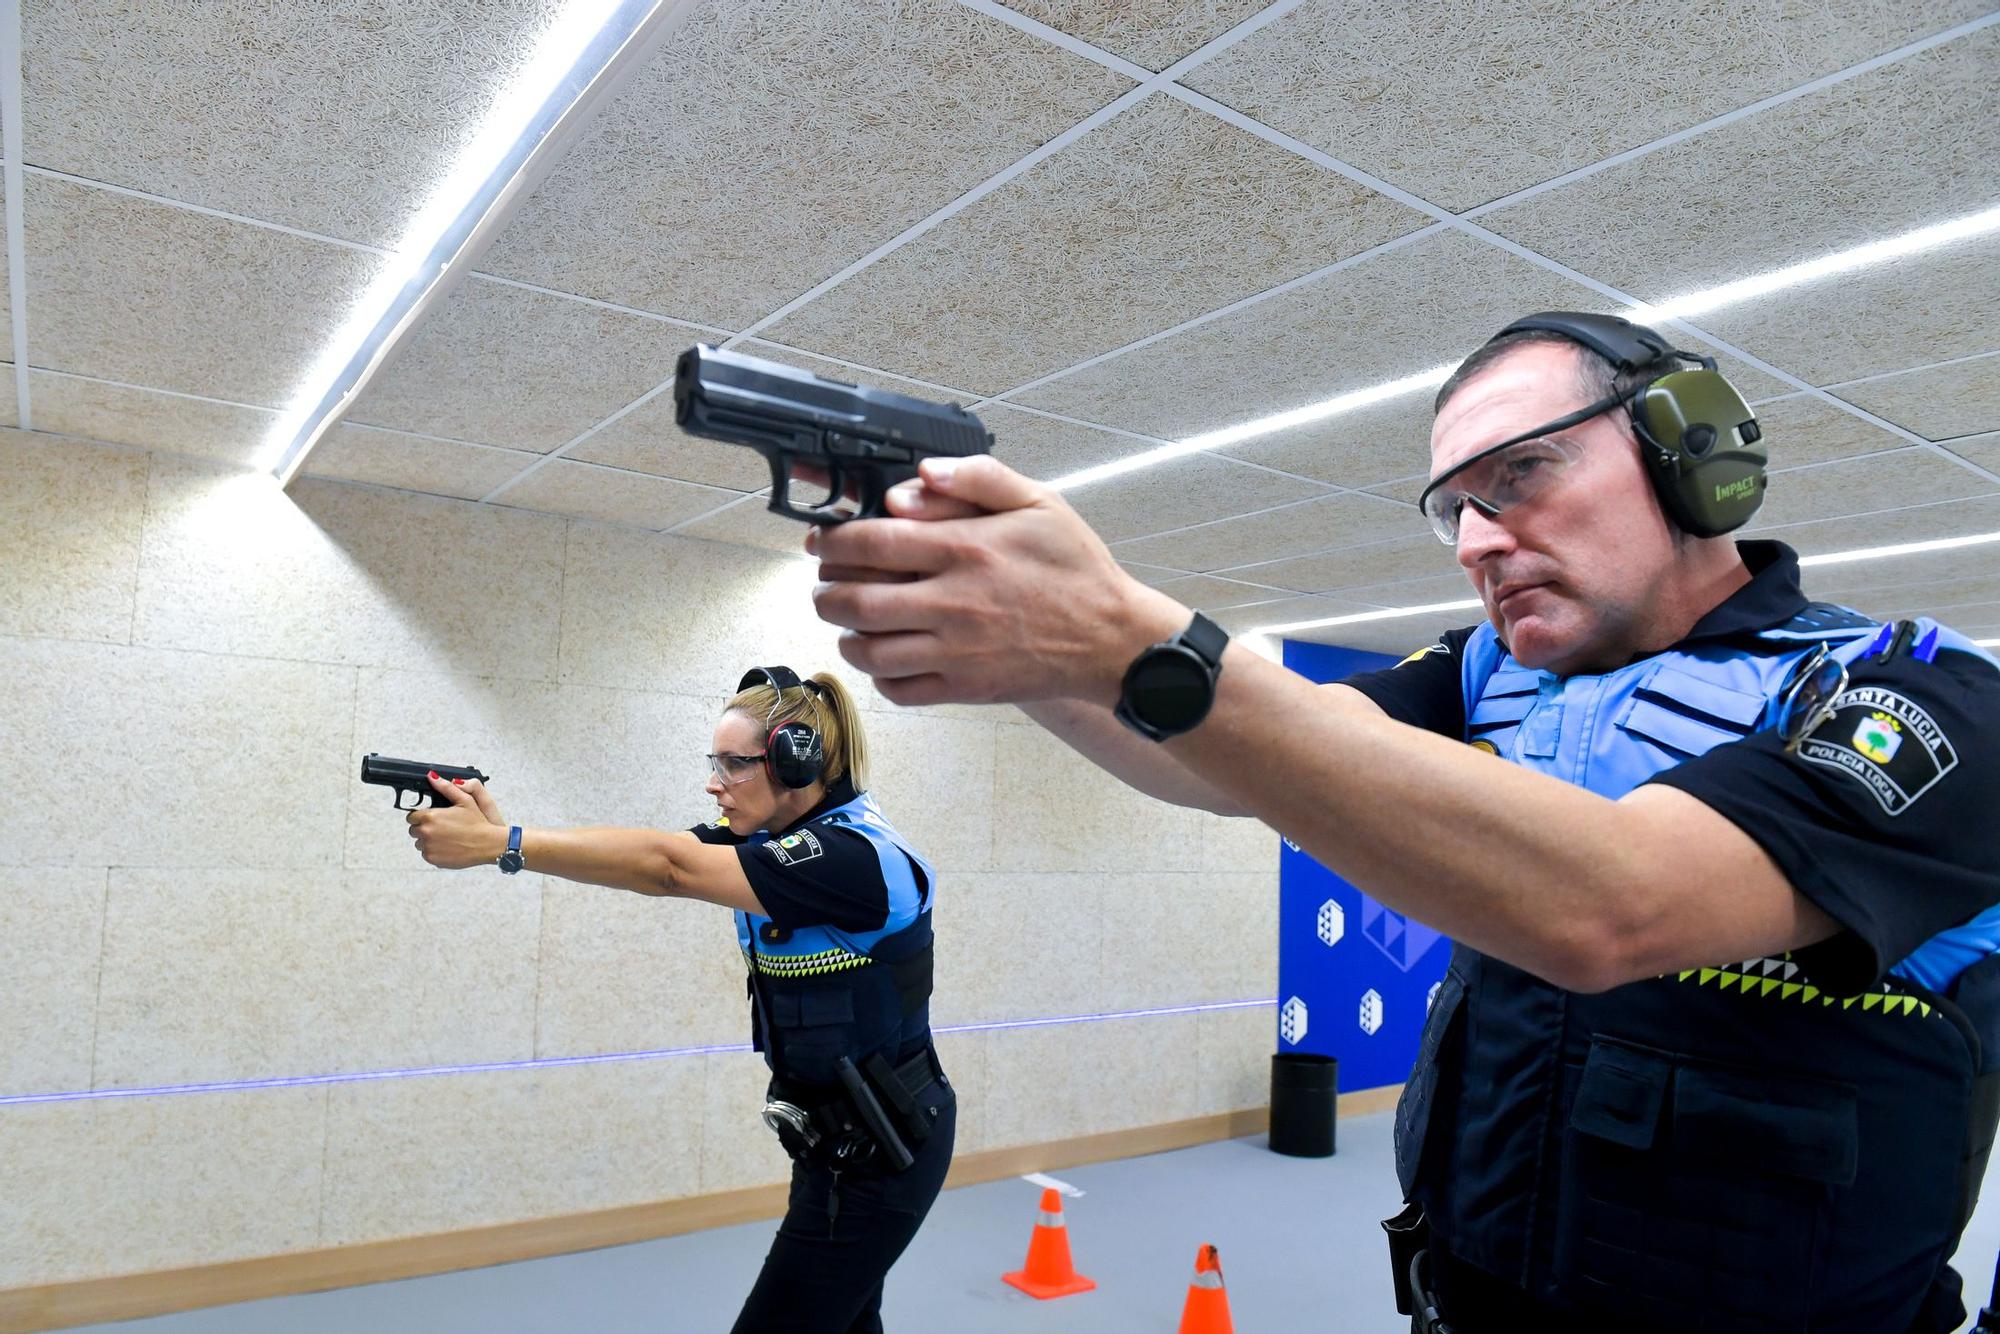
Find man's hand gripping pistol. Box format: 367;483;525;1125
674;344;994;523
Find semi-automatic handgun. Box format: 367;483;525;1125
361;753;490;810
674;343;994;523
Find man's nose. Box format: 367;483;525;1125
1455;501;1515;570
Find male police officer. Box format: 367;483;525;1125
806;312;2000;1330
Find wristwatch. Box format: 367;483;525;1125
498;826;525;875
1113;611;1229;742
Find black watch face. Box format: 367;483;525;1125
1129;649;1213;730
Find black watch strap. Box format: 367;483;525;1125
1114;610;1229;743
1180;609;1229;666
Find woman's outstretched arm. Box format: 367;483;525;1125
407;773;768;914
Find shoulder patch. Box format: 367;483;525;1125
1398;641;1450;668
1795;686;1958;816
763;828;825;866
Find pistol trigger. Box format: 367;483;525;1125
767;453;791;511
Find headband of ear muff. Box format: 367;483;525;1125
737;666;826;790
1495;311;1769;537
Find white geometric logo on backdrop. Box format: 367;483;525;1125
1316;898;1345;948
1279;996;1309;1046
1358;988;1384;1037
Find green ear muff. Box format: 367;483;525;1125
1492;311;1770;538
1630;367;1768;538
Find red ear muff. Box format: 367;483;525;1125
766;720;825;790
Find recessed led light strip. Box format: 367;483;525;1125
1047;363;1456;491
1251;530;2000;637
1050;205;2000;496
1635;205;2000;325
1792;528;2000;568
266;0;701;487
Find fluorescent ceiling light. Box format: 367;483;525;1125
266;0;694;486
1047;363;1454;491
1636;204;2000;325
1050;205;2000;494
1977;639;2000;648
1794;528;2000;568
1252;529;2000;638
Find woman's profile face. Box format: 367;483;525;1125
707;709;779;829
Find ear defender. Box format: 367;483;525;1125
1495;312;1769;537
1627;366;1767;537
737;666;826;790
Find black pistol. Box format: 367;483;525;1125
674;343;994;524
361;753;490;811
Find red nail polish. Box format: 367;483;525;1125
428;770;439;780
453;778;465;786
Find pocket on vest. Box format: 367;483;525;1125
771;986;859;1079
1555;1037;1857;1329
1614;665;1763;761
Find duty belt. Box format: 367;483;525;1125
762;1045;948;1175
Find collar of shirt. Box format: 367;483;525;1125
1673;540;1810;646
762;776;860;840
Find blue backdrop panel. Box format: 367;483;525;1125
1277;639;1454;1092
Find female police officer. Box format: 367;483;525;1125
407;665;953;1334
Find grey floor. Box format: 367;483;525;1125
80;1111;2000;1333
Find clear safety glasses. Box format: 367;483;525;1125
1418;392;1625;545
706;752;768;785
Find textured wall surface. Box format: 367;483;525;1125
0;428;1277;1289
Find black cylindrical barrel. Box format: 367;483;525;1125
1268;1053;1338;1157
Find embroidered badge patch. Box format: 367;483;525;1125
1796;686;1956;816
765;829;824;866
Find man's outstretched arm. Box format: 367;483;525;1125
1017;685;1386;818
808;457;1839;995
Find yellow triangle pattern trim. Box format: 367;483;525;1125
1666;966;1934;1021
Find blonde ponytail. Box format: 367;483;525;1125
724;669;870;789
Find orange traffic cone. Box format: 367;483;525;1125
1177;1244;1234;1334
1001;1187;1096;1299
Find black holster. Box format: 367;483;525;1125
1383;1203;1429;1316
766;1045;948;1175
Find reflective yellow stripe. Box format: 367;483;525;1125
744;948;874;978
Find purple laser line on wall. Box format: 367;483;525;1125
0;998;1278;1106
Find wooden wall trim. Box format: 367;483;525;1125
0;1087;1399;1333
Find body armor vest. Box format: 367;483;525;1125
1396;608;2000;1331
737;791;937;1087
